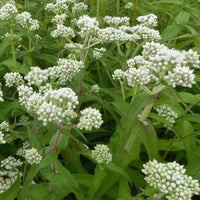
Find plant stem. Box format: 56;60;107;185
124;133;135;152
117;0;120;15
139;103;154;122
119;80;125;101
97;61;102;84
25;0;28;9
28;37;32;66
97;0;100;21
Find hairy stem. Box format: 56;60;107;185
10;26;17;69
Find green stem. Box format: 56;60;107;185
124;133;135;152
117;0;120;15
130;85;138;104
139;103;154;122
97;0;100;21
28;37;32;66
97;61;102;84
25;0;28;9
10;26;17;69
119;80;125;101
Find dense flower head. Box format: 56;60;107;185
77;15;99;37
155;105;178;125
0;121;9;132
0;156;22;194
112;69;127;81
126;67;151;87
0;89;3;102
16;141;31;157
15;12;39;31
77;107;103;130
51;24;75;38
24;148;42;165
72;2;88;15
91;144;112;164
49;58;84;84
142;160;200;200
25;67;48;86
103;16;130;27
4;72;24;87
137;14;158;27
90;84;100;93
46;0;70;14
164;66;195;88
93;48;106;59
97;27;139;43
1;156;22;170
0;3;18;21
52;14;67;24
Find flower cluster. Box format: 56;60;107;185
15;12;39;31
0;121;9;144
24;148;42;165
25;67;48;86
125;2;134;10
46;0;69;15
113;40;199;88
0;3;18;21
77;107;103;130
92;144;112;164
90;84;100;93
72;2;88;15
49;58;84;84
155;105;178;125
0;132;6;144
51;24;75;38
142;160;200;200
126;67;151;87
112;69;127;81
0;156;22;194
93;48;106;59
164;66;195;88
137;14;158;27
52;14;67;24
77;15;99;37
4;72;24;87
103;16;130;27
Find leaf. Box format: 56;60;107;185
161;25;182;41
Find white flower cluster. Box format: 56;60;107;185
24;148;42;165
137;14;158;27
49;58;84;84
0;156;22;194
91;144;112;164
164;66;195;88
18;84;78;125
142;160;200;200
131;25;161;41
126;67;151;87
15;12;39;31
16;141;31;157
0;3;18;21
51;24;75;38
112;69;127;81
77;15;99;37
93;48;106;59
72;2;88;15
103;16;130;27
52;14;67;24
46;0;69;14
4;72;24;87
77;107;103;130
25;66;48;86
113;41;199;88
90;84;100;93
155;105;178;125
0;121;9;132
97;27;139;43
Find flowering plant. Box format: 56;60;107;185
0;0;199;200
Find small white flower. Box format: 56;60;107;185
92;144;112;164
24;148;42;165
77;107;103;130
